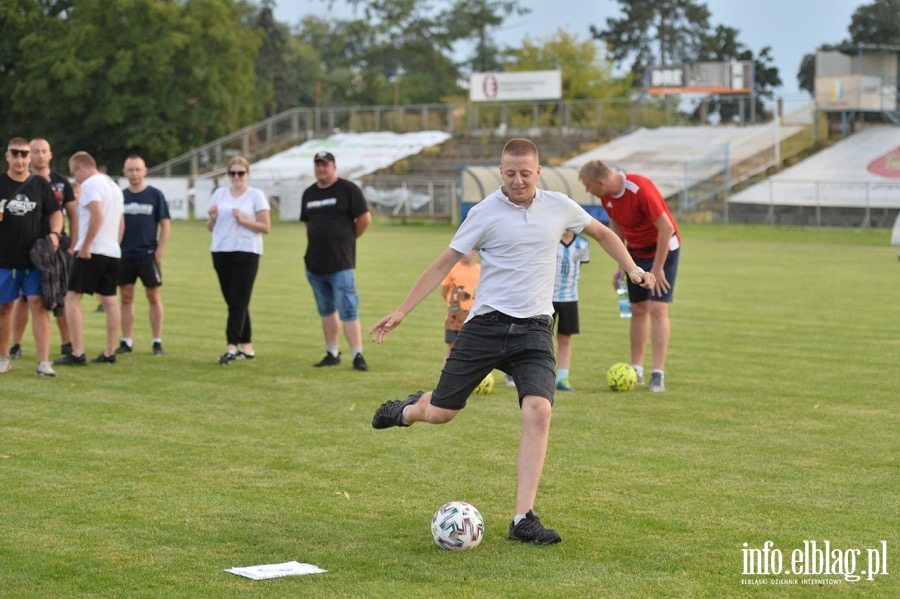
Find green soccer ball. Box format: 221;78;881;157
607;362;637;392
472;373;495;395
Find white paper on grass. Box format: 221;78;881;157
226;561;327;580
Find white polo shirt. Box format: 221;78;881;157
450;188;592;319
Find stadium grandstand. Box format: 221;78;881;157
147;45;899;229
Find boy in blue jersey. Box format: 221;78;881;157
552;230;590;392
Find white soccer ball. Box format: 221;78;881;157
431;501;485;551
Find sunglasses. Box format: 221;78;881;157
228;170;246;177
9;149;30;157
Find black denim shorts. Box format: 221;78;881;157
431;311;557;410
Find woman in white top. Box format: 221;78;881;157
206;156;271;364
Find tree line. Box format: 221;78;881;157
1;0;895;170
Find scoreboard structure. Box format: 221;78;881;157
647;61;755;95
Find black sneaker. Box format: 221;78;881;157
372;391;423;429
507;510;562;545
236;349;254;360
152;342;165;356
352;353;368;371
54;353;87;366
94;304;105;313
10;343;22;360
314;352;341;367
218;351;236;365
92;352;116;364
114;340;133;355
60;342;73;356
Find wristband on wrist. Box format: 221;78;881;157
628;267;645;278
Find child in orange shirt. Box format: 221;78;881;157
440;250;480;362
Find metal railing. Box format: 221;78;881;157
727;179;900;228
153;96;834;224
674;103;824;213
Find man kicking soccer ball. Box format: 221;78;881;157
370;138;655;545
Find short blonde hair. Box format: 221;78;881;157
69;151;97;171
502;138;539;163
578;159;615;183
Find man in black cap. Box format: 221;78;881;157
300;151;372;371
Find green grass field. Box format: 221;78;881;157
2;220;898;598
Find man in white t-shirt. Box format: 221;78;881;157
369;138;656;545
55;151;124;366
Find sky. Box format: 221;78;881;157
273;0;866;99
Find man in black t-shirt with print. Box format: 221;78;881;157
10;138;78;361
0;137;63;376
300;151;372;371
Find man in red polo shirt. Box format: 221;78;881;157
579;160;680;393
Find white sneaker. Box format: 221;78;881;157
36;360;57;377
649;371;665;392
505;374;516;387
634;365;644;385
0;356;10;374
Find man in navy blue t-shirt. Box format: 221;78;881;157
115;155;170;356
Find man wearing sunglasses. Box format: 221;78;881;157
9;138;79;361
0;138;64;376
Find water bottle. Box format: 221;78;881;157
616;272;632;319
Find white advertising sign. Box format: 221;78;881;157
469;70;562;102
146;177;190;220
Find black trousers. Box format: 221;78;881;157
212;251;259;345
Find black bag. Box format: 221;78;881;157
29;234;70;313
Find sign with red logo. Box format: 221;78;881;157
481;75;499;100
469;70;562;102
867;146;900;178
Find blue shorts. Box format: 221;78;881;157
432;311;557;411
628;247;679;303
305;268;360;321
0;268;42;303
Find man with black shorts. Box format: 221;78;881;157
579;159;680;392
370;138;656;545
0;137;64;376
55;151;124;366
115;155;170;357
